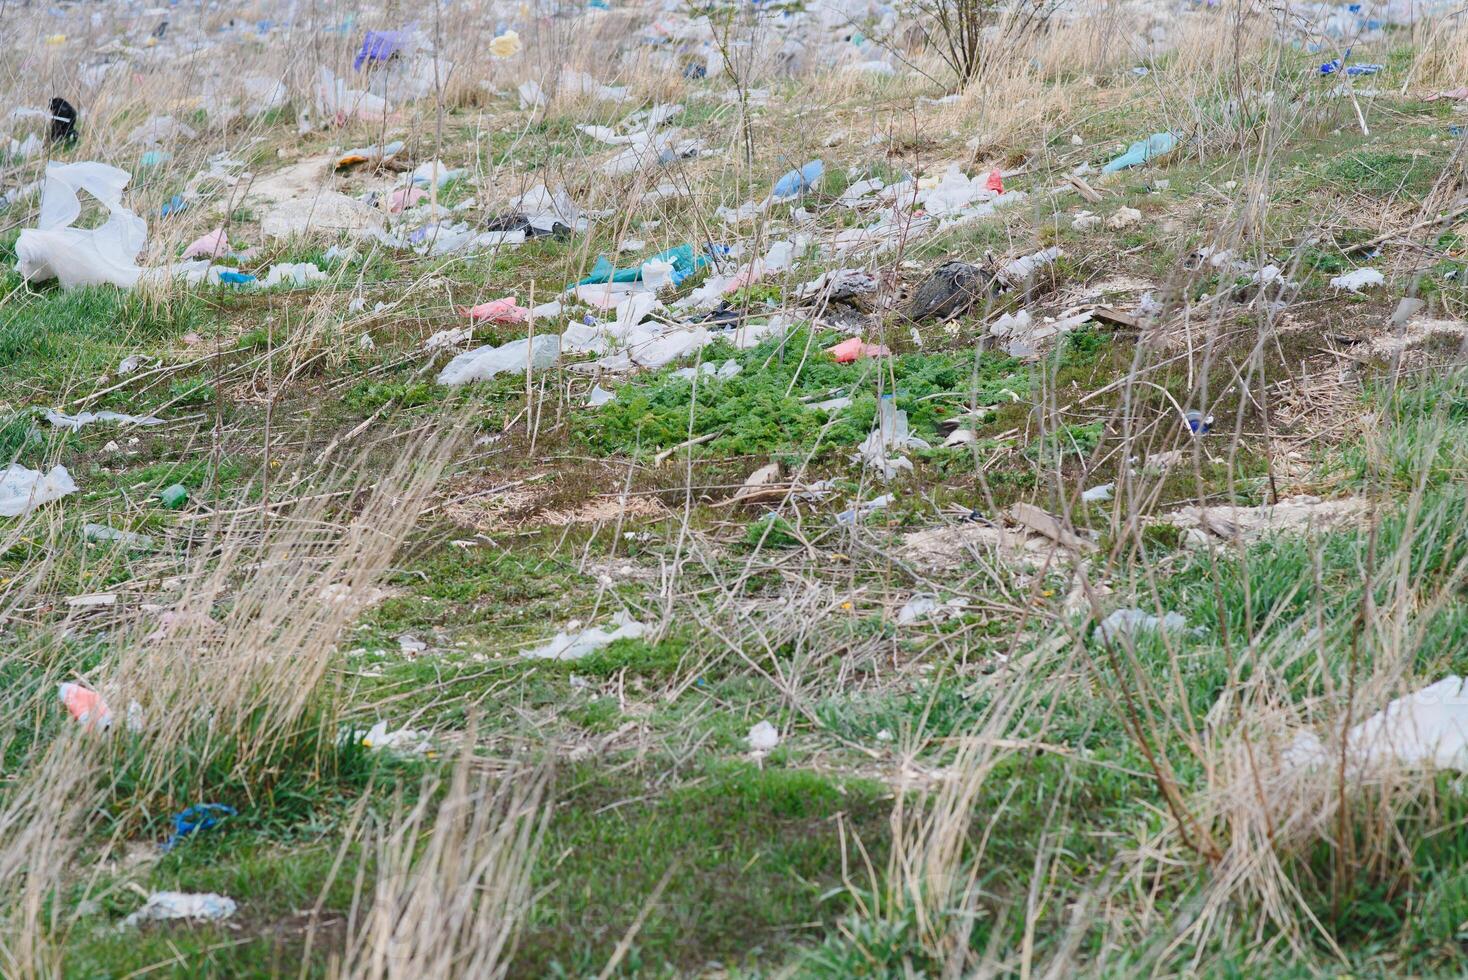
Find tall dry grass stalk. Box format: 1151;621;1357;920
329;737;551;980
0;405;471;963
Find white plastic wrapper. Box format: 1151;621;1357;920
0;464;78;517
15;162;146;289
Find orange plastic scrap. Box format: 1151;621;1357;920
58;682;112;730
462;296;530;324
826;337;891;363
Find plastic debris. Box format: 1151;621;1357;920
1101;132;1177;174
1319;56;1382;77
856;394;930;479
183;228;229;259
58;682;111;729
437;334;560;386
48;97;77;144
826;337;890;362
523;611;646;660
746;720;780;752
0;464;78;517
1330;268;1384;292
1286;676;1468;774
261;263;326;288
1081;483;1114;502
488;30;522;59
45;409;164;430
397;634;427;656
353;30;405;71
588;384;617;407
836;493;893;525
161;804;237;852
159;484;188;509
772;159;824;198
905;261;992;320
1095;608;1187;643
84;523;153;550
359;720;432;755
15;162;146;289
985;169;1004;193
577;243;704;286
465;296;530;323
896;594;939;625
127;115;196;147
121;892;236;929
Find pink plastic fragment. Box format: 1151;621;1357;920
827;337;891;363
182;228;228;259
463;296;530;324
59;682;112;730
985;170;1004;193
388;186;428;213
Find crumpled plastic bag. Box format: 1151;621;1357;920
15;162;146;289
437;334;560;386
523;611;646;660
121;892;236;929
0;463;78;516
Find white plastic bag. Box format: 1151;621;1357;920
0;464;78;517
15;162;146;289
437;334;560;386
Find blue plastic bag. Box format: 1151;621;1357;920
353;30;404;71
772;159;824;198
1101;133;1176;174
161;803;236;852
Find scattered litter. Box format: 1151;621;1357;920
1095;608;1188;643
1101;132;1176;174
772;159;824;198
855;394;929;480
0;464;78;516
1287;676;1468;775
1330;268;1384;292
44;409;164;430
437;334;560;386
465;296;529;323
397;634;427;656
359;720;432;755
161;804;237;852
1082;483;1114;502
836;493;892;525
522;611;646;660
1106;206;1142;229
67;593;117;608
588;384;617;407
746;720;780;752
121;892;236;929
58;682;111;729
159;484;188;509
1164;495;1366;545
84;523;153;550
826;337;890;362
905;261;992;320
261;262;326;288
15;162;146;289
895;594;962;625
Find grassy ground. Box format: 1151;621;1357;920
3;2;1468;976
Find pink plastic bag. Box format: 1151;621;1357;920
827;337;890;363
59;682;112;730
182;228;228;259
463;296;529;324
